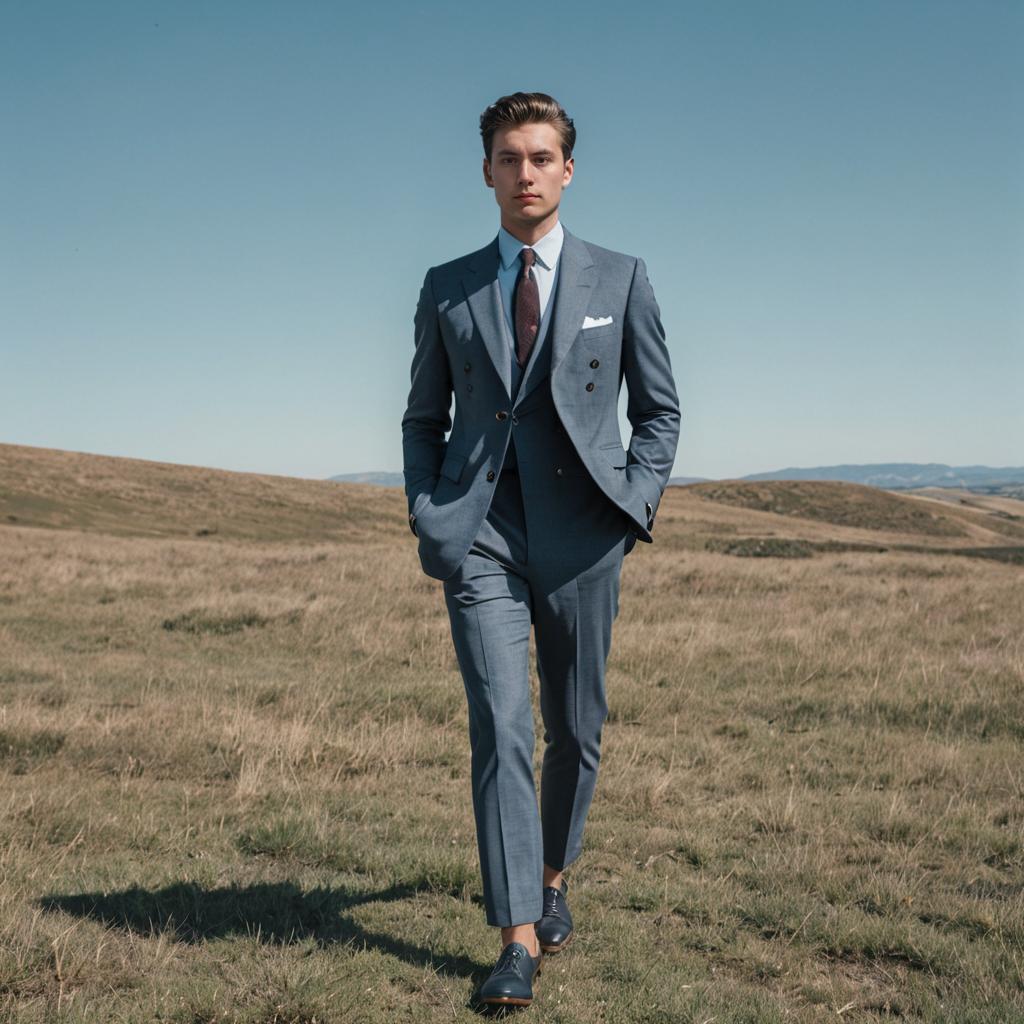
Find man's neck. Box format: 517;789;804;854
499;213;559;246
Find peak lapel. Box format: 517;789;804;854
548;227;595;379
512;227;597;409
459;227;596;406
461;236;511;401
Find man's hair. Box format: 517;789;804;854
480;92;576;163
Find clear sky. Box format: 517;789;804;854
2;0;1021;482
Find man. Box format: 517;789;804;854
401;91;680;1007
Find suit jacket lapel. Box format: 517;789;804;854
462;236;512;400
543;225;595;381
460;225;596;405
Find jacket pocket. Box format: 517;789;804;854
439;450;468;483
580;323;619;343
412;490;432;517
598;443;628;468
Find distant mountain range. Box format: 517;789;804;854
328;470;407;488
329;462;1024;498
719;463;1024;493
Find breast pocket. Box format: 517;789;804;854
580;323;620;347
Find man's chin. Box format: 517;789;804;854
506;203;553;222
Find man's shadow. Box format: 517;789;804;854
38;879;485;979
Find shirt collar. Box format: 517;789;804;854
498;218;564;272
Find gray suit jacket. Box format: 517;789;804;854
402;223;681;580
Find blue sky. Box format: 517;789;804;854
2;0;1021;481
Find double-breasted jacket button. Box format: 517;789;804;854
486;469;495;481
555;467;564;477
464;361;471;372
467;383;474;392
585;382;595;392
496;410;508;420
590;358;600;368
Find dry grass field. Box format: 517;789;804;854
1;441;1022;1023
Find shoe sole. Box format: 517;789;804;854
480;995;533;1006
539;930;574;954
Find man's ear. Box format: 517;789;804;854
482;158;493;187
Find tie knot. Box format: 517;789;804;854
519;247;536;269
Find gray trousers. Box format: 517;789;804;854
442;463;634;927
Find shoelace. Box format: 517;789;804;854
494;944;526;974
542;886;563;916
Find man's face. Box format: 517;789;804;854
483;122;573;234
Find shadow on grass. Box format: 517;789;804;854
37;879;484;979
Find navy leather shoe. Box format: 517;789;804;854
477;940;543;1007
535;878;574;953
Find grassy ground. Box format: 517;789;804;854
1;443;1022;1022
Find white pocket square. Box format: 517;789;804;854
582;315;614;329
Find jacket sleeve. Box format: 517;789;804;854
621;256;681;535
401;267;452;522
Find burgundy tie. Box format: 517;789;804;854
514;247;540;369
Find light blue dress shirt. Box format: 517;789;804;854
497;219;564;354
